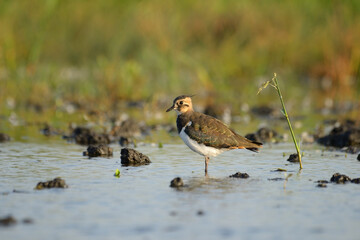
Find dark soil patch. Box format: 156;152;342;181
343;146;360;154
110;119;150;138
64;119;150;145
83;144;113;157
119;136;135;147
22;218;34;224
77;132;110;145
317;120;360;152
0;216;16;226
0;133;10;143
317;183;327;188
287;153;300;163
65;127;111;145
272;168;287;172
0;216;33;226
170;177;184;188
41;123;63;136
120;148;151;166
229;172;249;178
351;178;360;184
316;180;329;184
35;177;68;189
330;173;351;184
196;210;205;216
317;174;360;185
245;127;278;143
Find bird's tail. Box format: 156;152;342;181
245;140;263;152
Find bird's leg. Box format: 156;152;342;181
204;156;210;175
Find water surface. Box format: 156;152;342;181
1;141;359;240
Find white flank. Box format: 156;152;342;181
179;121;227;157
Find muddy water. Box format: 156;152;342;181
0;141;360;240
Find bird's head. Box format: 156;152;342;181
166;95;194;115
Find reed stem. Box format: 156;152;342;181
272;74;303;169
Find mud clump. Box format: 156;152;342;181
76;132;110;145
318;174;360;185
272;168;287;172
170;177;184;188
351;178;360;184
0;216;33;226
344;146;360;154
83;144;113;157
120;148;151;166
229;172;249;179
196;210;205;216
245;127;278;143
22;218;34;224
66;127;110;145
317;120;360;152
287;153;300;163
330;173;351;184
41;123;62;136
317;183;327;188
316;180;329;184
0;215;16;226
316;180;329;188
35;177;68;189
119;136;135;147
0;133;10;143
110;119;149;139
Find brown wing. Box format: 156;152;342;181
185;112;262;150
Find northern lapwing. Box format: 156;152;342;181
166;95;262;175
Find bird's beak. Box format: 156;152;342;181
166;105;174;112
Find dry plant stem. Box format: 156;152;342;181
272;75;303;169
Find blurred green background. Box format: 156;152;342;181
0;0;359;127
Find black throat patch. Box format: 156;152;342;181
176;113;191;134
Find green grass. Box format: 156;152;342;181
0;0;359;132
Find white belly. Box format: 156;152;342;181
179;124;226;157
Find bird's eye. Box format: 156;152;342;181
179;101;183;105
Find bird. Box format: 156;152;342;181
166;95;262;175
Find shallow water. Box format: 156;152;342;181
0;141;360;240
